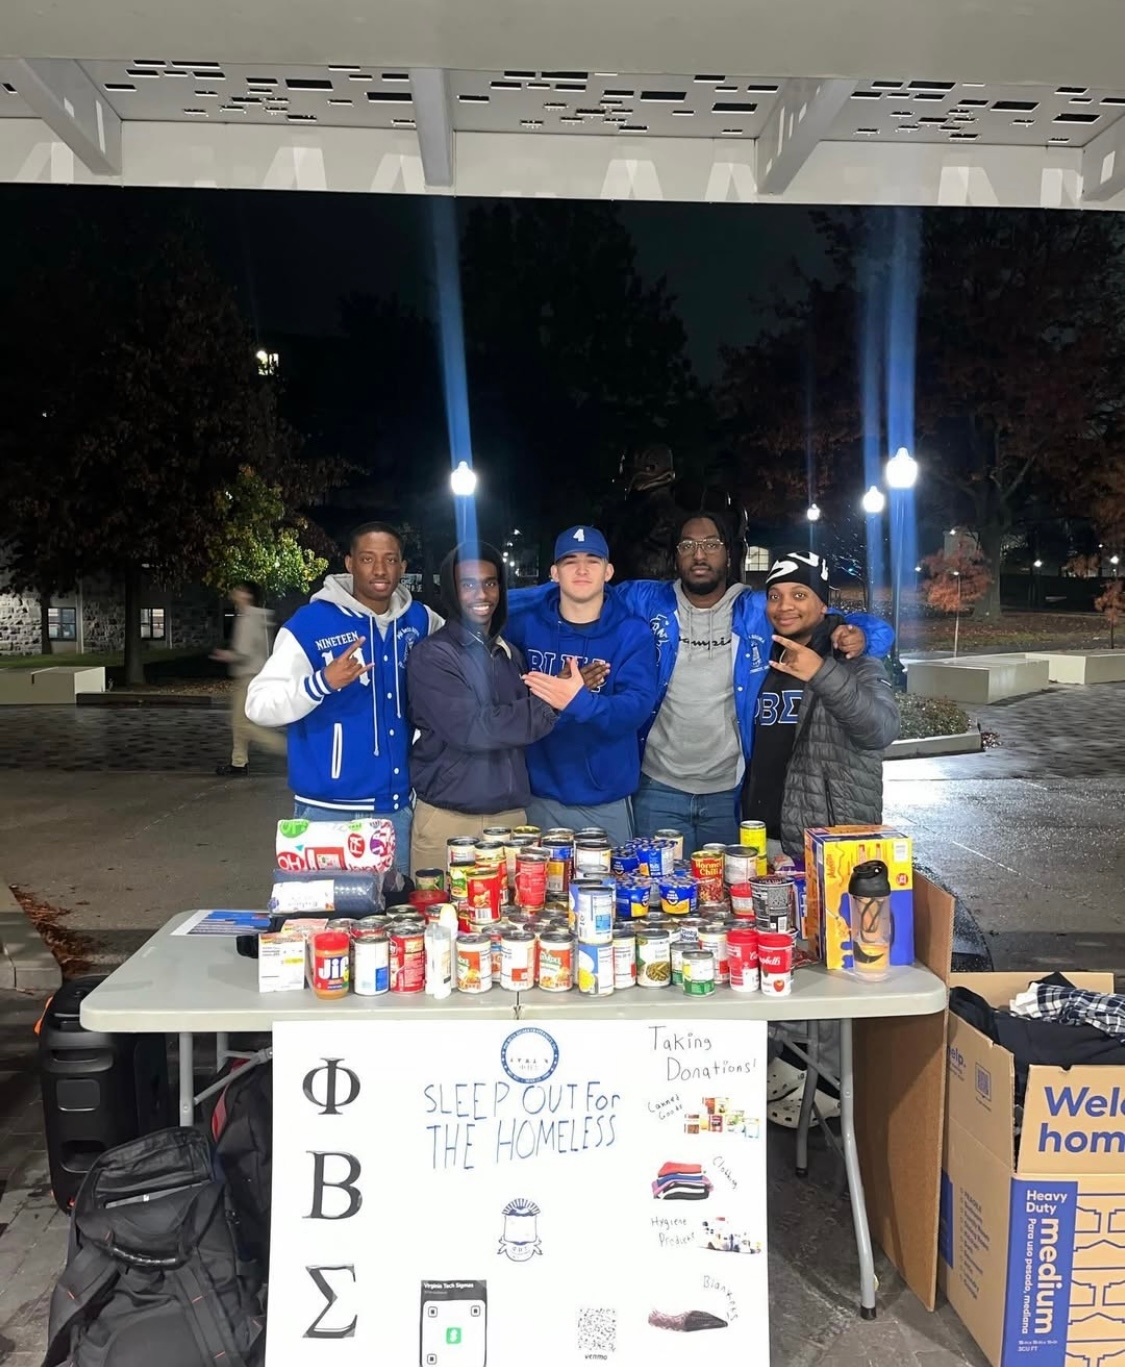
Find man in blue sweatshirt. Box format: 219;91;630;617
509;526;658;847
246;522;440;871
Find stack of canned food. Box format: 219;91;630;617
303;820;801;1000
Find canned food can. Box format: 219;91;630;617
414;868;446;892
500;929;536;990
446;836;478;868
691;851;725;905
574;839;613;876
576;941;615;996
515;848;549;910
575;826;608;841
682;948;716;996
702;843;727;853
724;845;762;887
670;937;687;987
474;839;507;873
447;864;471;907
612;925;637;989
570;878;614;945
482;826;513;844
654;828;685;862
466;865;503;921
538;931;575;992
739;820;768;857
698;927;730;985
660;873;699;916
513;825;541;840
635;929;672;988
611;845;641;876
486;923;505;982
615;875;651;920
456;933;492;994
352;927;389;996
542;839;574;898
389;928;425;994
728;926;760;993
751;876;797;934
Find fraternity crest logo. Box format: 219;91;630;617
649;613;672;661
396;625;421;660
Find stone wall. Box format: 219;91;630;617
0;575;40;655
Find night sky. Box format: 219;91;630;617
0;185;827;380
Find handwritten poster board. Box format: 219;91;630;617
267;1017;769;1367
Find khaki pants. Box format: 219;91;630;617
230;675;288;768
411;799;526;877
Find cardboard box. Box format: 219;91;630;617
258;931;307;993
939;970;1124;1367
803;826;914;970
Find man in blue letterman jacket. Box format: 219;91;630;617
246;522;440;871
507;525;658;846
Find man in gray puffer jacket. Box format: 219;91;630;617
741;550;899;859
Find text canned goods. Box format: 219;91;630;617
739;819;768;857
389;929;425;994
466;865;503;921
515;848;549;910
446;836;478;868
538;931;575;992
611;845;641;876
612;925;637;989
456;933;492;994
660;873;699;916
500;929;536;990
414;868;446;892
352;927;389;997
691;851;725;904
724;845;761;887
698;927;730;985
574;839;613;876
577;941;615;996
682;948;716;996
570;878;614;945
654;828;685;862
615;875;651;920
635;929;672;988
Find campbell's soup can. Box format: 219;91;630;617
538;931;575;992
728;927;760;992
574;839;613;877
352;927;389;996
739;820;768;858
466;865;503;921
691;851;725;905
654;828;685;862
456;933;492;994
570;878;614;945
414;867;446;893
446;836;478;868
577;942;614;996
515;848;549;910
612;925;637;989
389;927;425;994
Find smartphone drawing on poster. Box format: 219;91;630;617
420;1281;488;1367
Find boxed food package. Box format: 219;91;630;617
940;971;1123;1367
803;826;913;970
258;930;307;993
275;817;395;874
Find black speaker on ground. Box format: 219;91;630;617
38;974;171;1211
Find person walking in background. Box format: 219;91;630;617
406;541;561;874
213;581;288;777
245;522;440;870
507;526;658;846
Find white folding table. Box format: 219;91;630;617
81;912;946;1318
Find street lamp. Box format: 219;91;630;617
450;460;478;497
862;485;886;516
885;446;919;491
806;503;821;523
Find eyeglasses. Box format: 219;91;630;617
676;538;725;556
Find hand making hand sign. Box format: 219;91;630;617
522;655;588;710
770;634;826;682
323;637;375;691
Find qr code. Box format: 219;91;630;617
577;1307;616;1359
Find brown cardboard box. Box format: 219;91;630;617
854;872;955;1311
939;969;1125;1367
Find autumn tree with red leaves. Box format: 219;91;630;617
1095;580;1125;650
922;548;993;657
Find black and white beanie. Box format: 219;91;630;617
764;551;831;605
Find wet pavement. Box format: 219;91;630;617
1;686;1123;1366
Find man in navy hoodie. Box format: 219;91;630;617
509;526;658;847
246;522;439;871
407;541;560;875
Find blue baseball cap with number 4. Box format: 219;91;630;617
554;526;610;561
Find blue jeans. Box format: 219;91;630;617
525;797;634;849
632;776;740;854
292;801;413;875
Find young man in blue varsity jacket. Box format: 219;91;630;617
246;522;440;870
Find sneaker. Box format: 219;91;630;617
215;763;249;777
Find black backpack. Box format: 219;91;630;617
43;1128;265;1367
203;1055;273;1267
